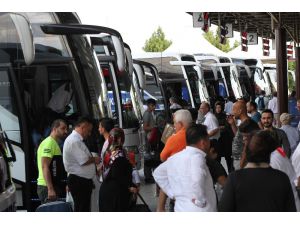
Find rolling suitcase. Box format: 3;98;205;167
129;193;151;212
36;201;73;212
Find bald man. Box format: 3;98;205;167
227;100;259;170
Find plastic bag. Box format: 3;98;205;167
65;191;74;210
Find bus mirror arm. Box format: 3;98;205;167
3;131;16;162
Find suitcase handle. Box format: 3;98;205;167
137;193;151;211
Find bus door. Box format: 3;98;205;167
169;60;209;107
248;66;270;96
133;59;168;119
235;64;256;101
0;64;23;211
0;13;38;210
119;45;141;153
15;57;84;210
92;36;121;126
124;46;144;124
210;63;246;100
0;124;17;211
133;60;168;155
160;77;193;109
92;36;140;151
197;58;229;102
263;67;277;93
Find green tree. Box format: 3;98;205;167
288;61;295;71
143;27;172;52
288;61;296;92
203;29;240;53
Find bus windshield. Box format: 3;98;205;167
117;71;139;129
183;65;201;108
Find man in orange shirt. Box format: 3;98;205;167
157;109;192;211
160;110;192;161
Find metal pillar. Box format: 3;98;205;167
276;27;288;114
296;47;300;99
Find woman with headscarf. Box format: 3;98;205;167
214;101;234;172
99;128;137;211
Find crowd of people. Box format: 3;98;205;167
154;92;300;212
35;91;300;212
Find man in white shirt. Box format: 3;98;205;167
153;124;217;212
199;102;220;141
279;113;300;154
224;97;234;115
169;97;182;110
268;92;279;127
270;147;300;211
63;117;100;212
291;144;300;195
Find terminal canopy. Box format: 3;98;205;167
190;12;300;43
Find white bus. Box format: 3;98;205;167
0;12;130;211
135;53;206;114
0;126;16;211
92;38;144;167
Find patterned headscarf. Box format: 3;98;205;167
102;128;127;179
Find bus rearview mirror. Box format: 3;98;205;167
111;35;126;72
10;13;35;65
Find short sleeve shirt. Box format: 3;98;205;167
203;112;220;140
63;130;95;179
160;128;186;161
37;136;61;186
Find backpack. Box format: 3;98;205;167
257;96;265;110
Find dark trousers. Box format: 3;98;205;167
144;143;161;181
37;185;48;204
67;174;93;212
37;185;63;204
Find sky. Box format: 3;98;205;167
77;11;206;54
4;0;300;57
76;10;248;56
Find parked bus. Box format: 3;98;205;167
231;58;272;97
135;53;204;113
0;125;16;211
91;37;144;167
0;12;130;211
263;63;296;94
133;59;168;115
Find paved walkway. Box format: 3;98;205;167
136;169;158;212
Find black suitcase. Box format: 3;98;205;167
129;193;151;212
36;201;73;212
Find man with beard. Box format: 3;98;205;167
261;109;291;158
261;110;300;211
37;119;68;203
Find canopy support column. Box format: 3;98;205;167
295;47;300;99
276;27;288;115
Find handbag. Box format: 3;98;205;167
65;191;74;210
161;123;175;144
147;127;159;144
